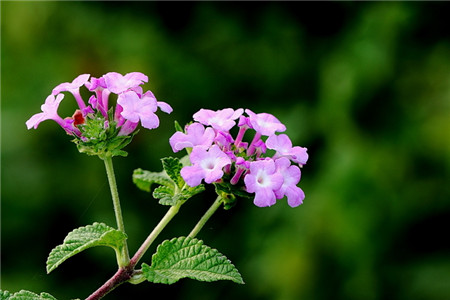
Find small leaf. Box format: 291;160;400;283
181;184;205;201
2;290;57;300
134;156;205;206
153;185;176;206
46;222;127;274
174;120;184;133
161;157;184;189
133;169;173;192
142;237;244;285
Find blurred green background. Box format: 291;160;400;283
2;1;450;300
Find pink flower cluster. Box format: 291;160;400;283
170;108;308;207
26;72;172;137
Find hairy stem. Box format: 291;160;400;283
85;267;133;300
103;156;130;267
188;196;223;238
129;201;184;269
85;201;184;299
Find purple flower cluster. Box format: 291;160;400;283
26;72;172;137
170;108;308;207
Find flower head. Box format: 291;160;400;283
26;72;172;158
171;107;308;208
180;145;231;187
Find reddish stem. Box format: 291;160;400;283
85;267;133;300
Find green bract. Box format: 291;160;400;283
72;111;137;159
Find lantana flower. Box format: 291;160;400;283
180;145;232;187
26;94;79;135
52;74;90;111
170;108;309;208
103;72;148;94
244;159;284;207
274;157;305;207
169;122;215;152
193;108;243;131
26;72;172;157
266;134;309;165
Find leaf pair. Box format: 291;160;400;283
133;156;204;206
44;224;243;286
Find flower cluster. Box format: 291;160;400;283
26;72;172;157
170;108;308;207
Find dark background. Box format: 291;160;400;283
2;2;450;300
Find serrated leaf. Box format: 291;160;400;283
133;169;173;192
161;157;184;189
3;290;57;300
1;290;12;300
46;222;127;274
153;185;176;206
182;184;205;201
134;157;204;206
153;184;205;206
214;181;252;199
142;237;244;285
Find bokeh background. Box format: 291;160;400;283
2;1;450;300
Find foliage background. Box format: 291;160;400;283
2;2;450;300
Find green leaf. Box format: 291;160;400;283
134;156;205;206
1;290;12;300
174;120;184;133
132;169;173;192
142;237;244;285
46;222;127;274
161;157;184;189
181;184;205;201
153;185;176;206
1;290;57;300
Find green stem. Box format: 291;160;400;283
129;201;184;269
103;156;130;267
188;196;223;238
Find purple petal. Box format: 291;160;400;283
52;74;90;94
104;72;147;94
291;146;309;165
286;186;305;207
26;113;45;129
157;101;173;114
245;109;286;136
180;165;205;187
253;188;277;207
117;91;140;123
140;112;160;130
